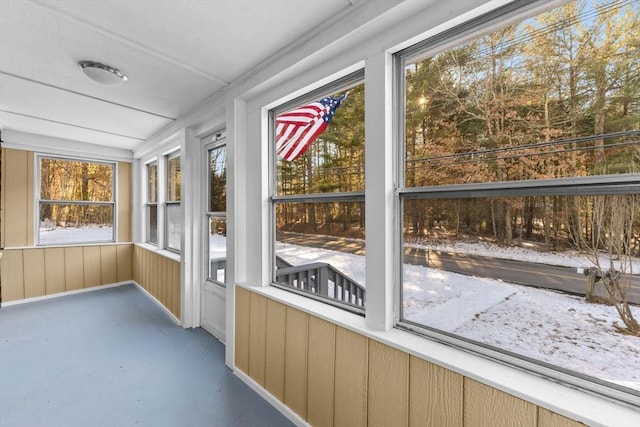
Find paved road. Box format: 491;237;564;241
278;232;640;304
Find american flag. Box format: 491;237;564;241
275;93;347;162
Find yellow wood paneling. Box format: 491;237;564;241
368;340;409;427
83;246;102;288
537;408;584;427
464;378;536;427
172;259;180;318
142;248;150;291
129;246;179;318
249;292;267;386
150;252;158;301
4;149;29;247
1;249;24;301
100;245;117;285
117;162;131;243
334;326;368;427
117;244;132;282
22;248;45;298
265;298;287;401
284;306;309;419
44;247;66;295
307;316;336;427
132;246;139;282
64;246;84;291
235;286;251;374
409;356;463;427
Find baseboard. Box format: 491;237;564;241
132;281;181;326
233;369;309;427
1;281;132;307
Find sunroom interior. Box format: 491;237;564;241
1;0;639;426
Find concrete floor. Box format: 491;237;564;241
0;284;294;427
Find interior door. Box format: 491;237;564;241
201;134;227;341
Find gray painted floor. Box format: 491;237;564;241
0;284;294;427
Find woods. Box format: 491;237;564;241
275;0;640;253
39;158;114;229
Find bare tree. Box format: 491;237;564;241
584;194;639;336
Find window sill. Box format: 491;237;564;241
237;283;640;426
135;243;181;263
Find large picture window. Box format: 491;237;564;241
38;156;115;245
397;0;640;404
271;72;366;312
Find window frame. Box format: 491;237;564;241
146;160;158;245
269;69;367;314
393;0;640;407
165;150;182;253
205;135;227;286
36;154;116;246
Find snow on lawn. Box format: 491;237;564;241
276;240;640;391
406;239;640;272
39;226;113;245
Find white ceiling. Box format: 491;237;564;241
0;0;366;151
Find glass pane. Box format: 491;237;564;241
147;163;157;203
166;203;181;251
40;158;113;201
404;0;640;187
208;217;227;283
275;83;365;196
39;203;114;244
401;194;640;391
208;146;227;212
275;201;365;308
147;205;157;244
168;155;181;202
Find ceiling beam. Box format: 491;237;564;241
0;109;146;141
0;71;177;121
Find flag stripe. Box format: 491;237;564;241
274;94;346;162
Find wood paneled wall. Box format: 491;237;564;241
235;287;585;427
133;245;181;319
0;148;34;247
0;148;134;303
0;244;133;302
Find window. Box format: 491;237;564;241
271;72;366;312
166;152;181;252
396;0;640;404
207;141;227;284
146;161;158;244
38;156;115;245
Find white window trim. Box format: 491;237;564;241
35;153;117;246
165;150;182;254
393;0;640;409
204;135;227;287
144;159;159;245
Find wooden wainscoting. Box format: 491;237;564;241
0;244;133;302
132;245;181;320
235;287;585;427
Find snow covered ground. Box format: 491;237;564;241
276;239;640;392
39;226;113;245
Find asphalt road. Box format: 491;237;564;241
278;232;640;304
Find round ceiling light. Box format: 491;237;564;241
78;60;127;86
